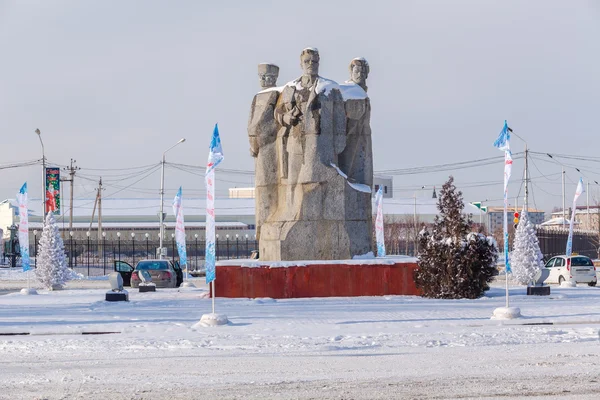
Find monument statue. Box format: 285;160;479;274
250;49;374;261
339;58;373;256
247;63;280;240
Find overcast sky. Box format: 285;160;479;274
1;0;599;215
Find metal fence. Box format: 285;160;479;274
23;236;258;277
535;226;598;261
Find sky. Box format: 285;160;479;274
1;0;600;215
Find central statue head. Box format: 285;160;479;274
300;47;320;78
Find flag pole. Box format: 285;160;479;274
211;281;215;314
199;123;227;326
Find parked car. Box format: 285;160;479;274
542;255;597;286
114;260;183;288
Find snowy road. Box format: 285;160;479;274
1;275;599;399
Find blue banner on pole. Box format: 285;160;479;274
205;124;223;284
172;187;187;267
17;182;31;272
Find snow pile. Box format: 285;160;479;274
353;252;375;260
510;210;544;286
194;313;229;327
491;306;522;320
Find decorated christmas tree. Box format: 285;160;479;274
415;176;498;299
510;209;544;285
35;213;71;290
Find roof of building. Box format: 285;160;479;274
485;206;545;213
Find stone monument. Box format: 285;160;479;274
339;58;373;256
248;49;374;261
248;63;281;241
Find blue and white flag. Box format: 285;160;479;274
493;120;511;151
205;124;224;284
16;182;30;272
494;121;513;273
206;124;224;176
566;178;584;257
172;187;187;268
375;186;386;257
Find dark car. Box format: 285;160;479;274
114;260;183;287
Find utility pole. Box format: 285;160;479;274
562;166;566;228
98;178;103;241
62;159;80;231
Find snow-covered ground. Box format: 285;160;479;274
1;270;600;399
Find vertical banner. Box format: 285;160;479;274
375;186;386;257
172;186;187;267
16;182;31;272
503;150;513;272
45;167;61;215
566;178;584;257
494;120;512;273
205;124;224;284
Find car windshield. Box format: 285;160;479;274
571;257;593;267
135;261;169;270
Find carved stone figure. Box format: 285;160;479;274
260;48;350;260
339;58;373;256
247;63;280;240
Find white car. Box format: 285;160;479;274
543;255;597;286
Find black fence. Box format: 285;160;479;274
536;227;598;261
22;236;258;277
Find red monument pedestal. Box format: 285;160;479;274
212;257;420;299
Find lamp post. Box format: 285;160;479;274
159;138;186;259
171;233;175;261
194;233;199;270
145;233;149;258
117;232;121;263
33;230;38;267
69;231;74;268
131;232;136;266
102;231;106;274
86;231;91;276
35;129;46;224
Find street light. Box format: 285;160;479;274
159;138;186;259
35;129;46;224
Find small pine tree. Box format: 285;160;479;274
36;213;71;290
415;176;498;299
510;209;544;285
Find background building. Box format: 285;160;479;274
486;206;545;234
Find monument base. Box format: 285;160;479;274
20;288;38;295
491;307;522;320
212;258;420;299
527;286;550;296
195;313;229;327
139;285;156;293
105;291;129;302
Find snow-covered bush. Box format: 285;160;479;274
510;210;544;285
35;213;71;290
415;176;498;299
